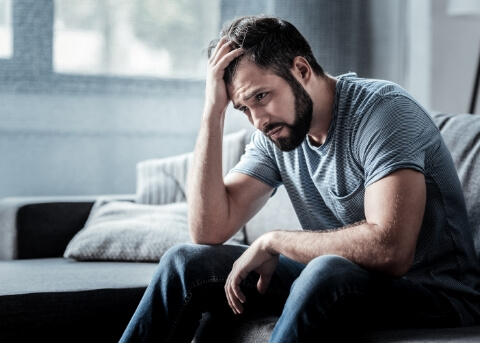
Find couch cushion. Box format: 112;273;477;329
0;257;156;296
245;185;302;245
136;129;248;205
431;112;480;260
194;313;277;343
367;325;480;342
0;258;157;343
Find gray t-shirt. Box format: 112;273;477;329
231;73;480;324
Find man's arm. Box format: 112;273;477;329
225;168;425;314
187;38;273;244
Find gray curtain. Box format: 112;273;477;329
221;0;372;77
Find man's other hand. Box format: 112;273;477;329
225;234;279;314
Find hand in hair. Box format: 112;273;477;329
204;37;244;118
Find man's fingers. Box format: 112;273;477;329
257;274;272;294
231;280;246;304
210;38;243;67
225;270;247;314
229;291;244;314
209;37;230;64
209;36;227;61
204;38;243;112
216;47;244;69
225;283;244;314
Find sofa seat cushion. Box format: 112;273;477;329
194;313;278;343
0;258;157;343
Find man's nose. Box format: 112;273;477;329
251;109;269;130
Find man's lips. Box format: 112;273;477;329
265;125;283;139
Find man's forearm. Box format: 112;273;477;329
188;37;246;244
261;221;413;277
187;109;233;244
258;169;424;278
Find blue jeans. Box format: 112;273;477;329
119;243;460;343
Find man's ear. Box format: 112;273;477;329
291;56;312;85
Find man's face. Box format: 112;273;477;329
227;60;313;152
269;74;313;151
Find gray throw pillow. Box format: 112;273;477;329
64;198;246;262
64;198;191;262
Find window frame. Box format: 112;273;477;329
0;0;13;59
0;0;205;96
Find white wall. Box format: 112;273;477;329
405;0;432;111
0;91;201;197
0;88;254;199
431;0;480;114
405;0;480;114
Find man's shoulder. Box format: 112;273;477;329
337;73;407;99
336;73;423;127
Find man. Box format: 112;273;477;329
120;15;480;342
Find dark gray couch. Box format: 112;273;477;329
1;112;479;343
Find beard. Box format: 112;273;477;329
263;75;313;152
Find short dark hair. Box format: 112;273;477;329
207;15;325;84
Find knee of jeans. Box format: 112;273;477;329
160;243;208;272
158;243;244;281
149;243;209;287
291;255;361;296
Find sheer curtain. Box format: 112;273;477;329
0;0;407;199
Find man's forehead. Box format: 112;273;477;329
228;61;275;98
230;60;264;82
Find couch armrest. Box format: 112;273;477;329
0;195;135;260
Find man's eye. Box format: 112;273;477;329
256;93;267;101
239;106;247;112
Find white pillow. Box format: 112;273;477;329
136;129;247;205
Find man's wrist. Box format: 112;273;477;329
203;101;227;120
260;230;281;256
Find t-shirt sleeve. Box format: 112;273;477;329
229;130;283;189
355;95;430;187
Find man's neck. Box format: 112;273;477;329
307;75;337;146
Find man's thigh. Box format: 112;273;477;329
283;255;459;332
164;243;304;315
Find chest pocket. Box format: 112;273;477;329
327;182;366;226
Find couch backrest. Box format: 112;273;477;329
431;112;480;262
245;186;302;244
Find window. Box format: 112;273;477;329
53;0;220;79
0;0;12;59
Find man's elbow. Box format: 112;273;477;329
189;232;224;245
382;248;415;278
188;218;228;245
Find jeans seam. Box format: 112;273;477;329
166;276;228;343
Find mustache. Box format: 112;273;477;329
262;123;285;135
